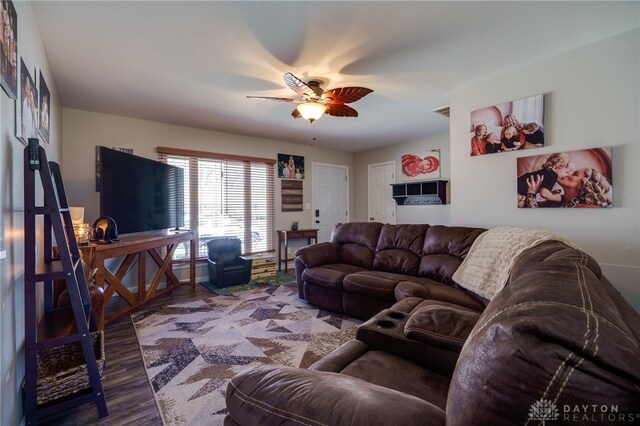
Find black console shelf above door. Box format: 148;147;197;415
391;180;448;205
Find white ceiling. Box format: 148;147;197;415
32;1;639;152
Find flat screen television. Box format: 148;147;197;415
98;147;184;234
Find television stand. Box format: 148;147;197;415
81;229;196;328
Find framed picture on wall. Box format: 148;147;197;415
0;0;18;99
16;57;38;145
281;179;303;211
470;94;545;156
401;150;440;181
38;70;50;144
277;153;304;179
517;147;612;208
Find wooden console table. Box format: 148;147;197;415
82;229;195;327
277;229;318;274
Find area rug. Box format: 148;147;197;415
199;271;296;295
131;282;361;426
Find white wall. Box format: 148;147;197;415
0;2;63;424
449;29;640;309
61;108;354;281
353;133;451;224
350;30;640;311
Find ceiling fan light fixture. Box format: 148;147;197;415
297;101;327;123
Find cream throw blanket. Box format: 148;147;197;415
452;226;577;300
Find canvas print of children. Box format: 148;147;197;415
277;153;304;180
470;94;545;156
517;147;612;208
17;58;38;144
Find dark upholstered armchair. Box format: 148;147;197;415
206;237;253;288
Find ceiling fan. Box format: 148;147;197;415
247;72;373;123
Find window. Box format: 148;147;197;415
158;147;275;259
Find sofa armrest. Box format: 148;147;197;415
226;366;445;426
238;256;253;266
404;302;480;352
294;242;339;268
207;259;224;286
309;340;368;372
238;256;253;283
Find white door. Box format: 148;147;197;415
368;161;396;224
313;164;348;243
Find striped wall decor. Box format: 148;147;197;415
281;179;303;211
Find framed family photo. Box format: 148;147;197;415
517;147;612;209
470;94;545;156
16;57;38;145
0;0;18;99
277;153;304;180
38;69;50;143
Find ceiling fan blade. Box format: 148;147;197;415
246;96;298;102
326;104;358;118
283;72;316;98
291;108;301;119
323;87;373;104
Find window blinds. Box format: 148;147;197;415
157;147;275;259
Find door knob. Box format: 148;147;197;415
315;220;320;224
369;217;374;221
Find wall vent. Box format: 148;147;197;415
432;105;450;118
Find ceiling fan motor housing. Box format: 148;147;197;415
306;80;324;99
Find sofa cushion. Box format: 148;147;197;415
373;224;429;275
340;350;451;410
343;271;410;301
332;222;383;249
302;263;366;290
339;243;377;269
395;280;486;312
332;222;383;269
420;225;486;284
404;301;481;352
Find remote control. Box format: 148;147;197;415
28;138;40;171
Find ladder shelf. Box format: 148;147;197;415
23;140;108;424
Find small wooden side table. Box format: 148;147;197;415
277;229;318;274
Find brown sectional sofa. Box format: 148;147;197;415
226;238;640;425
225;224;640;425
294;222;487;319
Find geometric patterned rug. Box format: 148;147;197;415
131;282;362;425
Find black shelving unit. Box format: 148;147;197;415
23;141;108;424
391;180;448;205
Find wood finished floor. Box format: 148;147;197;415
39;284;213;426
